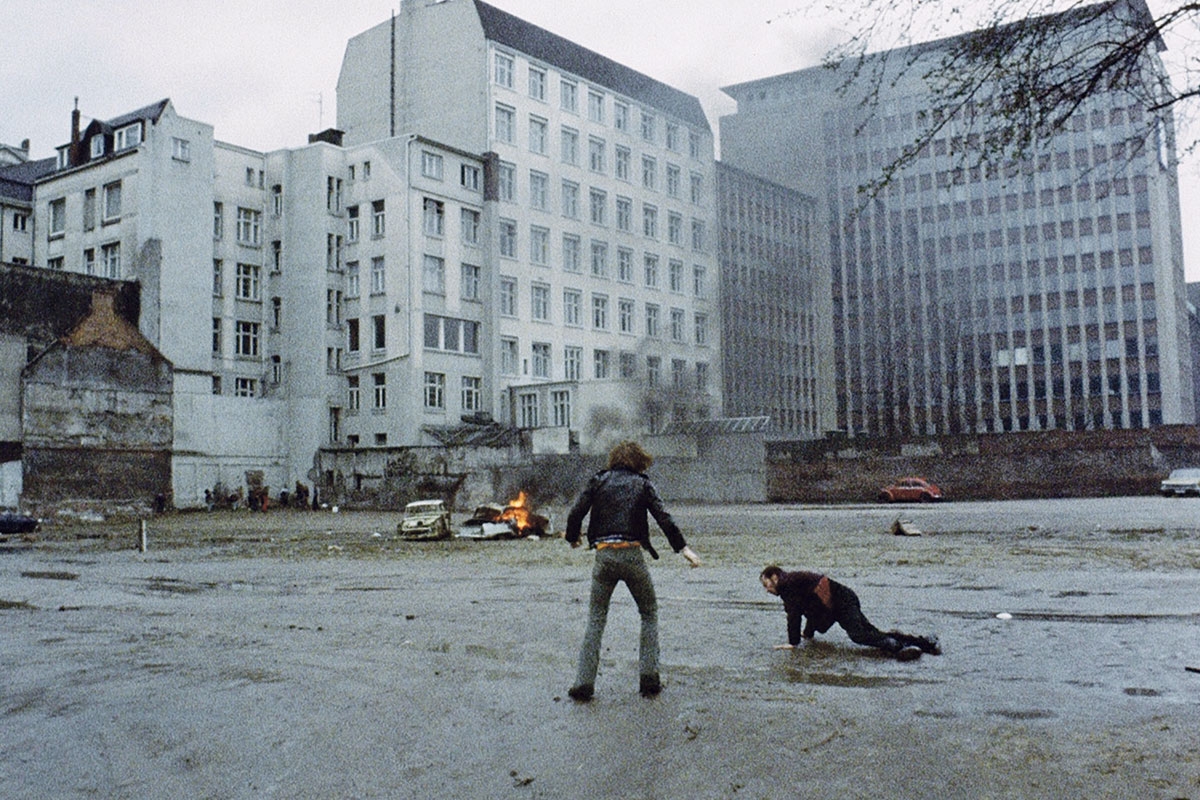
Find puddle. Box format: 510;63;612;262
782;667;936;689
1122;687;1161;697
987;709;1056;720
21;571;78;581
143;577;216;594
0;599;37;610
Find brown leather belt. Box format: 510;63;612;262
596;540;641;550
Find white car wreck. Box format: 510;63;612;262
1159;469;1200;497
397;500;452;539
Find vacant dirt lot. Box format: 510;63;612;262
2;497;1199;799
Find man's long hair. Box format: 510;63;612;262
607;440;653;473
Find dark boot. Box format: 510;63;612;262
567;684;593;702
639;674;661;697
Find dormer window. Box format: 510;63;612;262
115;123;142;150
90;136;105;158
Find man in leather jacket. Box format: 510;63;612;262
565;441;700;701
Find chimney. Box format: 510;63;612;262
69;98;81;167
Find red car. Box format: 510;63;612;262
877;477;943;503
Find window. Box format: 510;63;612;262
694;313;708;345
236;263;261;301
561;181;579;218
499;277;517;316
666;164;681;197
90;135;105;158
589;137;606;173
618;298;635;333
689;131;702;159
561;127;579;165
235;321;260;357
424;372;447;409
422;198;445;236
101;242;121;278
529;66;546;100
235;378;257;398
668;213;683;245
691;219;706;250
666;122;680;152
347;205;359;241
647;356;660;386
588;241;607;278
519;393;540;428
531;283;550;321
529;171;548;210
212;375;222;395
644;254;659;287
641;111;656;142
347;376;360;412
592;294;609;329
669;260;684;292
421;151;444;179
643;205;658;238
461;209;480;244
642;156;657;190
693;264;706;297
532;342;551;377
347;318;360;352
326;233;343;271
83;248;95;275
672;359;687;389
616;197;632;231
614;101;629;131
588;90;605;123
562;235;581;273
49;198;65;235
620;351;637;379
593;349;610;379
102;181;122;221
327;176;343;211
645;304;660;337
461;377;482;412
563;289;582;326
561;79;578;112
529;116;548;154
493;51;514;88
498;162;515;201
115;123;142;150
564;345;582;380
373;372;387;409
552;389;571;427
423;255;445;294
589;188;607;225
461;263;480;301
236;208;261;245
424;315;480;354
371;256;386;294
495;104;515;143
346;261;360;297
696;362;709;392
499;219;517;258
212;259;223;296
271;240;281;273
12;212;28;232
173;137;190;161
372;314;386;350
212;318;222;355
617;248;634;282
670;308;686;342
213;202;223;239
530;226;549;265
615;146;630;181
500;338;519;374
461;163;481;191
47;256;64;271
372;200;385;237
690;174;703;204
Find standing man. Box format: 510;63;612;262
565;441;701;701
759;565;940;661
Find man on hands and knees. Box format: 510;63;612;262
759;565;940;661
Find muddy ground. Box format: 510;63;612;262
2;497;1199;799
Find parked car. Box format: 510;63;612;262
1159;468;1200;497
397;499;452;539
0;511;39;534
877;477;943;503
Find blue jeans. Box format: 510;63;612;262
573;547;659;687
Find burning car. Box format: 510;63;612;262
457;491;550;539
397;499;452;540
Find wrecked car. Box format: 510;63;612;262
1159;468;1200;497
877;477;943;503
397;500;452;540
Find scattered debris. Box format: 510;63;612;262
996;612;1013;620
890;517;922;536
1185;666;1200;674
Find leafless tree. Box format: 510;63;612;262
794;0;1190;199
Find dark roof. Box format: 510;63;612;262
473;1;709;131
0;157;56;202
82;98;170;140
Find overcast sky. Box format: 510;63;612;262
4;0;1197;277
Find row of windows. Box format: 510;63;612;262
344;372;482;414
47;181;123;236
492;50;704;159
498;213;706;264
496;338;710;389
419;150;483;192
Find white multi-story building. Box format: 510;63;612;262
338;0;721;448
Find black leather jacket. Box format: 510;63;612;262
565;467;686;559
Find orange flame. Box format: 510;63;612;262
498;491;534;532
